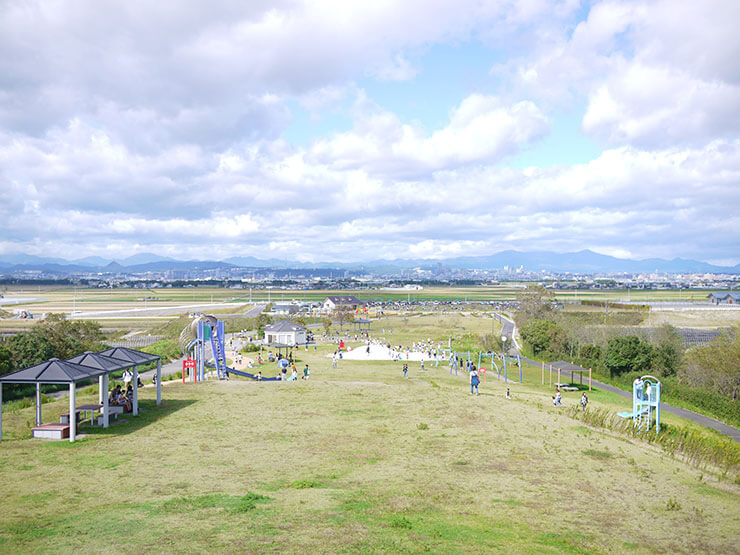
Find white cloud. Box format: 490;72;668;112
309;92;549;175
500;0;740;147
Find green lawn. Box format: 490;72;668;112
1;340;738;553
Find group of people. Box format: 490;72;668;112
108;384;134;412
254;363;310;382
552;388;589;411
633;377;653;401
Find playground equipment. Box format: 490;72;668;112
617;375;661;433
437;348;521;383
179;314;284;382
479;351;521;383
179;314;227;381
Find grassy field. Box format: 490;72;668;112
1;335;738;553
0;284;720;308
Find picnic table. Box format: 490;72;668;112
60;404;102;426
555;383;579;391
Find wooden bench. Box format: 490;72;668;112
33;423;70;439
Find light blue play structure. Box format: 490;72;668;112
617;375;661;433
180;314;282;381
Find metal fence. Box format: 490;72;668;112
104;335;166;348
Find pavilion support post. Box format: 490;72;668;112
589;369;592;391
549;365;552;386
99;375;104;405
0;382;3;441
69;383;76;442
558;368;561;388
156;359;162;406
133;365;139;416
36;383;42;426
541;361;544;385
103;373;110;428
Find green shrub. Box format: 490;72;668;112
142;339;181;364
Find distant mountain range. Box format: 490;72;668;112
0;250;738;275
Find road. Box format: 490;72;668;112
493;312;740;443
219;303;267;319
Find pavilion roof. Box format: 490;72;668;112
0;358;104;384
67;351;134;372
98;346;160;364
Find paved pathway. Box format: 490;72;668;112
219;303;267;319
493;312;740;443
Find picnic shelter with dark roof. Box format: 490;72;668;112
0;347;162;442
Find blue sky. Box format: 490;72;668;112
0;0;738;266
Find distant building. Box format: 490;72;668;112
263;320;306;345
707;291;740;305
322;295;362;312
271;302;299;315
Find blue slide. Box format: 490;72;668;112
226;366;282;381
205;362;281;381
617;407;649;419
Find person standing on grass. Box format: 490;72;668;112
580;392;588;411
403;363;408;378
303;364;310;380
122;368;133;388
470;366;480;395
553;388;562;406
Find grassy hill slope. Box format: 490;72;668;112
0;345;738;552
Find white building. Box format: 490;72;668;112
263;320;307;345
322;295;362;312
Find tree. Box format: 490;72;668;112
256;313;272;331
33;314;104;359
604;335;652;378
682;326;740;399
480;333;503;353
520;319;567;357
0;345;13;376
332;308;354;331
579;344;602;361
6;332;54;372
651;324;684;377
515;285;554;327
322;318;331;334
